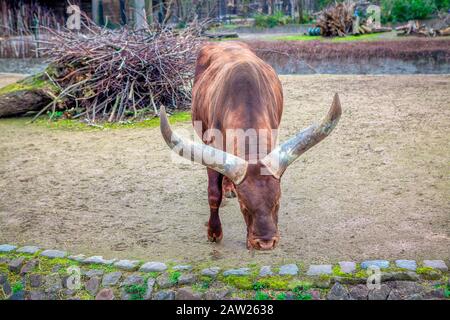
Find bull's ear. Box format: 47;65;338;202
159;105;248;184
260;93;342;179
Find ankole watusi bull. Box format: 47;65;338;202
160;42;341;250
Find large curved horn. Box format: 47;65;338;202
159;106;248;185
260;93;342;179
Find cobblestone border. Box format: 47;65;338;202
0;244;449;300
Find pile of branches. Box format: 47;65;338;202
315;1;391;37
37;20;204;122
315;1;356;37
396;20;450;37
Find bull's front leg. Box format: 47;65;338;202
207;168;223;242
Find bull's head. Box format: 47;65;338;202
160;93;341;250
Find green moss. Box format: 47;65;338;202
11;281;24;294
35;257;80;275
222;275;253;290
73;290;94;300
292;285;313;300
256;276;291;290
416;266;443;280
416;266;435;274
0;73;58;95
254;290;270;300
332;265;347;277
288;280;312;291
145;272;160;279
275;292;287;300
124;283;147;300
354;268;369;279
86;263;117;273
168;270;181;284
192;277;213;293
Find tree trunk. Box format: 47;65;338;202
0;89;50;118
297;0;303;23
134;0;146;29
0;74;54;118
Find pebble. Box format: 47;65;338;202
395;260;417;271
121;274;144;287
83;269;104;278
172;265;192;271
153;290;175;300
144;278;156;300
279;264;299;276
83;256;116;265
178;273;196;285
175;287;202;300
29;290;46;300
114;259;140;271
40;249;67;259
17;246;40;254
156;273;173;288
102;272;122;287
368;284;391;300
201;267;220;277
85;277;100;296
20;259;38;275
29;274;43;287
8;256;26;273
0;244;17;252
139;261;167;273
327;283;350;300
223;268;250;276
360;260;390;269
381;271;419;282
349;284;369;300
339;261;356;274
44;274;63;293
259;266;273;277
307;264;332;276
68;254;86;262
423;260;448;272
95;288;115;300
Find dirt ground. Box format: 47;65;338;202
0;74;449;267
0;73;24;88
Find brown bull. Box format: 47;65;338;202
160;42;341;250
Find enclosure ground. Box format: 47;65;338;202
0;74;449;267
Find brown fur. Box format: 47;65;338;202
192;42;284;249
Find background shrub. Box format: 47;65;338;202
254;11;293;28
381;0;448;23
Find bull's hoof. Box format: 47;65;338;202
224;190;237;198
207;229;223;242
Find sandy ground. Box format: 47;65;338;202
0;73;25;87
0;74;449;266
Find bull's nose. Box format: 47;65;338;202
254;238;277;250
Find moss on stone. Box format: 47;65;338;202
0;73;57;95
256;276;291;290
288;280;312;291
332;265;346;277
222;275;254;290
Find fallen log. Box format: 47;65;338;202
203;32;239;39
437;26;450;36
0;73;55;118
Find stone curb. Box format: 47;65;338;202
1;243;449;279
0;243;449;300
